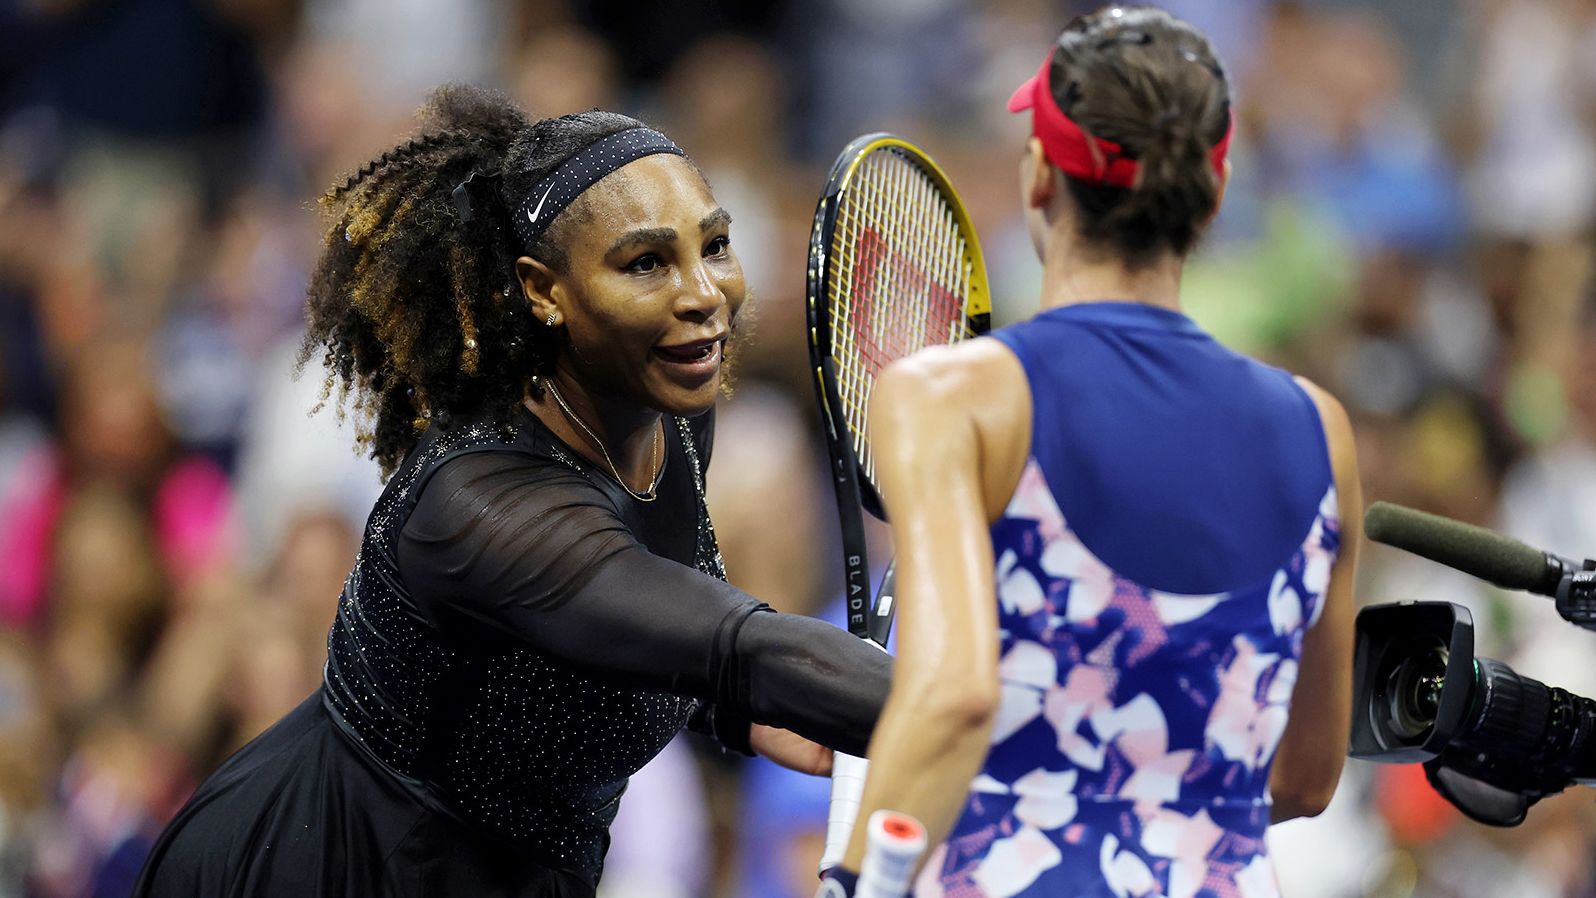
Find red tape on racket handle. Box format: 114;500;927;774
858;810;928;898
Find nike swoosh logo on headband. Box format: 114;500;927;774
527;185;554;225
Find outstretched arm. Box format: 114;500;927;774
396;454;891;757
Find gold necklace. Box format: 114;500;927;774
543;379;661;502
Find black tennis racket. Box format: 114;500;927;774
806;133;992;646
806;133;990;877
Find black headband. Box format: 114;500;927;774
510;127;686;250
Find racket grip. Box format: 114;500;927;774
820;751;869;875
858;810;928;898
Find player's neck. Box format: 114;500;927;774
526;369;663;481
1037;240;1185;314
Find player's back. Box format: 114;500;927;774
916;301;1339;898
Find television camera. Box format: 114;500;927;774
1352;502;1596;826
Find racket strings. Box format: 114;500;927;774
828;149;976;486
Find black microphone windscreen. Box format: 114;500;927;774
1364;502;1554;594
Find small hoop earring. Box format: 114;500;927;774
545;312;558;327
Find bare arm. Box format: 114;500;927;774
839;340;1031;873
1270;378;1361;822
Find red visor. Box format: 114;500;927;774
1008;56;1232;188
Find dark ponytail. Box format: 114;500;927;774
1050;6;1230;266
299;84;648;476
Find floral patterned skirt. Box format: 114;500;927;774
914;791;1279;898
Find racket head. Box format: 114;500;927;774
806;133;992;520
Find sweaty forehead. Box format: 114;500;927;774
578;155;717;230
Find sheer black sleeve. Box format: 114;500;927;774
396;451;889;756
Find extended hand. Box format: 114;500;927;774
750;724;834;776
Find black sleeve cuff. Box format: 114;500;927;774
685;701;755;756
711;703;754;756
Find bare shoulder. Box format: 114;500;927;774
872;338;1032;517
874;337;1028;410
1293;375;1362;533
1292;376;1355;461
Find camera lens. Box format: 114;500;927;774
1382;642;1449;741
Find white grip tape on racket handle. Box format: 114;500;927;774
819;751;868;875
858;810;928;898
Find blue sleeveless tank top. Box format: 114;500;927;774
916;302;1339;898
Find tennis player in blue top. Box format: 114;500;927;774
824;7;1361;897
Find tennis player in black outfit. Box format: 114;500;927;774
133;86;892;898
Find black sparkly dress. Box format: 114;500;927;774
134;406;891;898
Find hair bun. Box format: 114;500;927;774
421;84;531;144
1049;6;1229;265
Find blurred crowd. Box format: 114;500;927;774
1;0;1595;896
